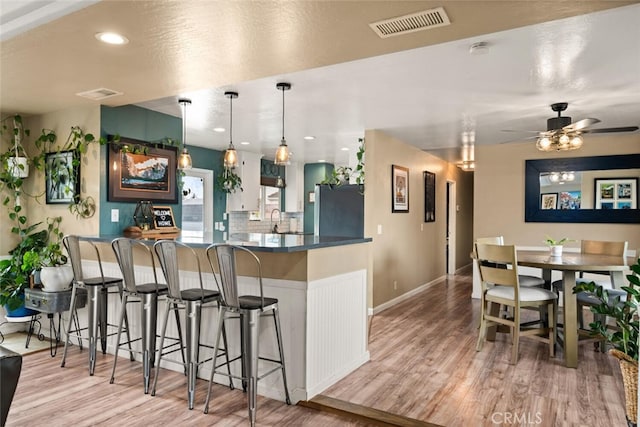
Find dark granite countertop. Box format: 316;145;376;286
89;232;371;253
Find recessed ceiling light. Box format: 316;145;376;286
341;147;349;151
240;141;250;145
213;127;225;133
95;32;129;45
303;136;315;140
318;159;326;163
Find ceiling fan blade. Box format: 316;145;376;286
563;118;601;131
582;126;639;134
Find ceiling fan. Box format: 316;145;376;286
504;102;639;152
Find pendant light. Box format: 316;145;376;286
223;91;239;168
274;82;291;165
178;98;193;169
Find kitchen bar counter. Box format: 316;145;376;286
88;232;371;253
74;232;371;404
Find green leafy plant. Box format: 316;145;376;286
320;138;365;187
544;236;572;246
216;166;243;193
573;256;640;360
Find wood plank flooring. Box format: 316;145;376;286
6;267;628;426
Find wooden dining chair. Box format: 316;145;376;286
552;239;628;351
475;243;557;364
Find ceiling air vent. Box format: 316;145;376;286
76;87;123;101
369;7;451;38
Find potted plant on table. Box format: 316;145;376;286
544;236;571;257
574;256;640;427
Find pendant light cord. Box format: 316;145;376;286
181;100;187;149
281;86;285;141
229;95;233;147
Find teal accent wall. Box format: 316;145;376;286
99;105;226;237
303;163;334;233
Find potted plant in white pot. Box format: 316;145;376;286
574;256;640;427
38;217;72;292
544;236;571;257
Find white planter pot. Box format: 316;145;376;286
40;265;73;292
7;157;29;178
550;245;563;257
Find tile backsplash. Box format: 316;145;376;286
229;211;304;234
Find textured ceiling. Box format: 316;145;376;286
1;1;639;165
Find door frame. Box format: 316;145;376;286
446;180;457;274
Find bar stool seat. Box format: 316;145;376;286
204;243;291;426
181;289;219;301
110;238;183;394
61;235;131;376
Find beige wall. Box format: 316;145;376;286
364;129;474;308
0;106;101;255
474;133;640;252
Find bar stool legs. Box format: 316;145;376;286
204;306;291;426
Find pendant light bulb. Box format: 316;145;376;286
274;82;291;166
224;91;239;168
178;98;193;170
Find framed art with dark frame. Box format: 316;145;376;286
392;165;409;212
45;150;79;204
424;170;435;222
594;177;637;210
107;138;178;203
540;193;558;210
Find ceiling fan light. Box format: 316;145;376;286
549;173;559;182
558;133;570;146
536;136;552;151
570;135;583;148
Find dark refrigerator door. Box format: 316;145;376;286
314;184;364;238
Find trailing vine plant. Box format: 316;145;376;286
320;137;365;187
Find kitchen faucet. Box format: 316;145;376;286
270;209;281;233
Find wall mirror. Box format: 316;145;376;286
525;154;640;223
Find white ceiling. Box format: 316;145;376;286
1;1;639;165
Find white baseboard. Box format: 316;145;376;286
372;276;446;315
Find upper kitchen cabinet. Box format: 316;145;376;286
285;161;304;212
227;151;262;211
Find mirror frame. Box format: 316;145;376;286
525;154;640;223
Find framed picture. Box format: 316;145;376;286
45;150;79;204
424;170;435;222
108;138;178;203
594;178;637;210
558;191;581;210
540;193;557;210
392;165;409;212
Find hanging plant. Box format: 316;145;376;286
216;166;243;194
320;137;365;188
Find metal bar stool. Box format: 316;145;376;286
60;235;132;376
204;244;291;426
110;238;184;394
151;240;232;410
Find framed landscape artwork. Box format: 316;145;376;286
108;139;178;203
594;177;637;210
392;165;409;212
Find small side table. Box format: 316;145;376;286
24;288;87;357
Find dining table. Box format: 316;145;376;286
516;250;635;368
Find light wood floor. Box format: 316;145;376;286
6;268;627;426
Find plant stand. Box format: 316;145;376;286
0;313;44;348
610;349;638;427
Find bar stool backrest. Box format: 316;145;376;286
207;244;264;309
112;238;158;293
63;235;107;284
153;240;205;300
